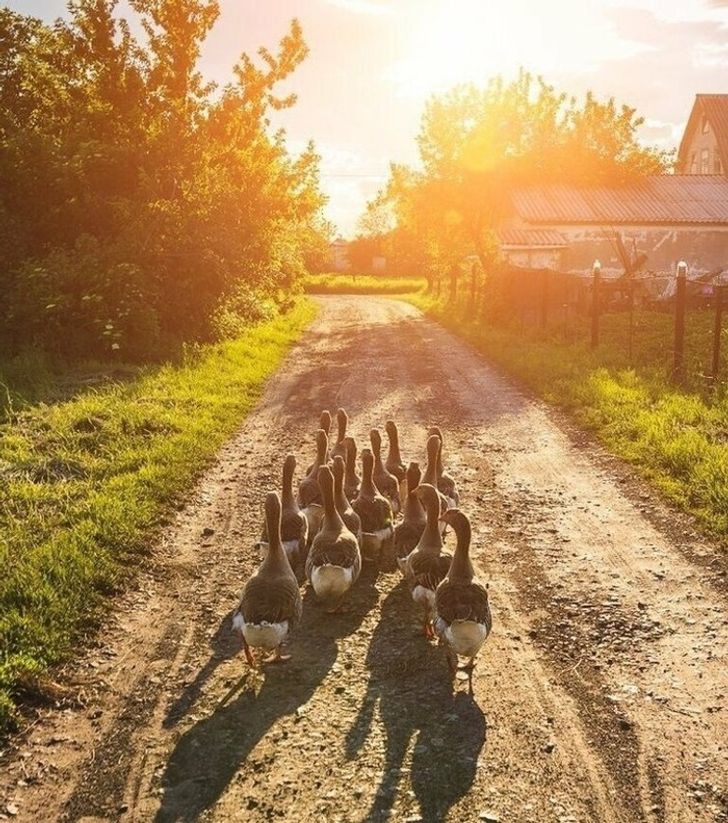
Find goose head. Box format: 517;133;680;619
336;408;348;443
360;447;377;495
315;428;329;465
423;434;441;485
320;409;332;436
332;455;349;506
370;428;383;461
281;454;297;505
406;461;422;492
439;508;473;581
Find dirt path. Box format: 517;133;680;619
1;296;727;823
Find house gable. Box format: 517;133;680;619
677;94;728;175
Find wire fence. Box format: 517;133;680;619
441;262;728;391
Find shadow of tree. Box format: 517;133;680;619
155;563;381;822
346;579;487;823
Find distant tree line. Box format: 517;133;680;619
0;1;329;359
356;71;672;286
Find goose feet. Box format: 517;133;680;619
241;635;256;668
457;658;477;695
421;622;436;641
263;646;291;664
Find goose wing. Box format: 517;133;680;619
436;579;491;626
410;552;452;592
240;572;302;626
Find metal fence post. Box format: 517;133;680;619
672;261;687;385
591;260;601;348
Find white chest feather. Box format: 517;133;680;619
310;564;355;598
436;618;489;658
233;612;289;651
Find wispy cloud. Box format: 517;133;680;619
325;0;394;15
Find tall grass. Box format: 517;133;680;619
303;273;428;295
0;300;317;730
407;293;728;541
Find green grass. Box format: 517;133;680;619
303;272;428;295
407;292;728;541
0;299;317;730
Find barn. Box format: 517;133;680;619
498;94;728;282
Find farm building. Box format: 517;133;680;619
498;94;728;282
499;176;728;277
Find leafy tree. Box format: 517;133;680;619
367;70;671;283
0;2;326;358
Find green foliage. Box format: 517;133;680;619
0;299;316;731
0;3;325;359
408;292;728;541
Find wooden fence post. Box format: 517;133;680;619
672;261;687;384
628;280;635;364
712;284;724;384
540;269;549;329
591;260;601;348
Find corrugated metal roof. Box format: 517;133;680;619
498;228;567;248
678;94;728;171
510;176;728;225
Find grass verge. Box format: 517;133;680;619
0;299;317;731
406;292;728;542
303;273;427;295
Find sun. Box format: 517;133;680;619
391;0;641;101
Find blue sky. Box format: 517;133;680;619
5;0;728;235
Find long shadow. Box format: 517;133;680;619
163;611;239;729
155;563;380;823
346;580;487;823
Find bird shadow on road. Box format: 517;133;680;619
155;563;381;823
346;578;487;823
162;611;239;730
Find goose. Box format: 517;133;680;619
394;461;427;574
435;508;492;694
233;492;302;665
385;420;407;484
330;408;349;462
258;454;308;583
423;434;451;531
343;436;361;501
428;426;459;506
332;455;362;540
352;447;394;563
370;428;401;514
299;429;328;538
404;484;452;638
306;410;332;475
305;465;361;612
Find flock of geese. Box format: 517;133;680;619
232;409;492;692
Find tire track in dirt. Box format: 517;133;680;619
1;296;726;823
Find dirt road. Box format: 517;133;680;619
1;296;727;823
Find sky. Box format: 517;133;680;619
6;0;728;235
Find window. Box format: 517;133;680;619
716;152;723;175
690;152;697;173
701;148;710;173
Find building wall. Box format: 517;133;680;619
682;117;723;174
550;225;728;275
502;248;563;269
